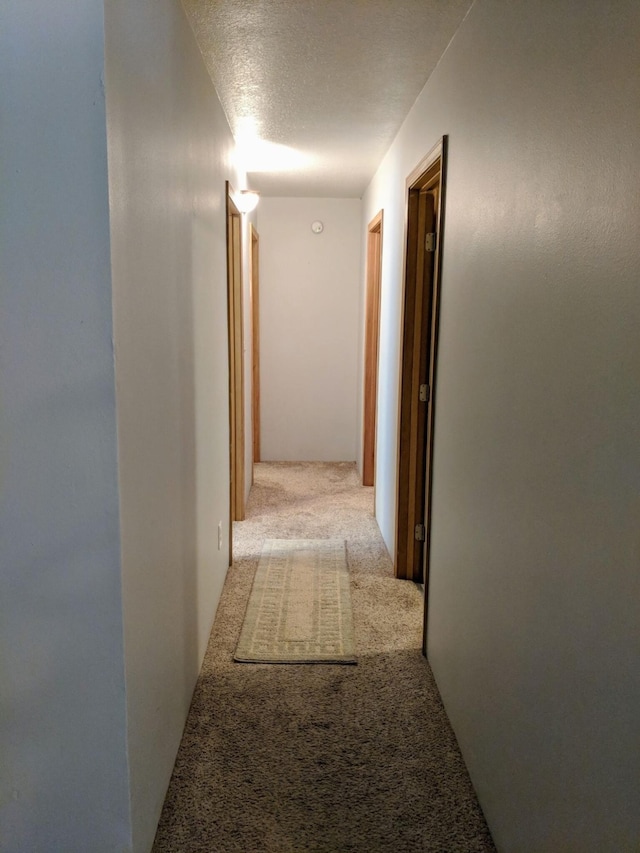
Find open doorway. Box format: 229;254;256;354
250;224;261;471
226;182;245;555
394;137;447;613
362;211;383;487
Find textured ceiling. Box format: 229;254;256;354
183;0;474;197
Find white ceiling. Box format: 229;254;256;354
183;0;474;197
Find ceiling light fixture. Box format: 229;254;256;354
236;189;260;214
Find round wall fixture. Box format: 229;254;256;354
311;220;324;234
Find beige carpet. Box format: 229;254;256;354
153;462;495;853
234;539;356;664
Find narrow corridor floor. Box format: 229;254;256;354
153;462;495;853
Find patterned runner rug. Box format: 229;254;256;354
234;539;356;664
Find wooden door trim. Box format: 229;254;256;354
250;224;260;468
226;182;245;546
362;210;383;487
394;137;447;595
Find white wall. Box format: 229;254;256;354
361;1;640;850
0;2;131;850
104;1;243;849
1;1;250;846
258;198;361;461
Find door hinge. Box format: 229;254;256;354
419;383;430;403
425;232;436;252
415;524;426;542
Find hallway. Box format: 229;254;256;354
4;1;639;849
153;463;494;852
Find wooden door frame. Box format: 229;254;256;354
226;182;245;547
362;211;383;487
250;224;260;470
394;137;447;605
